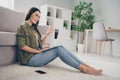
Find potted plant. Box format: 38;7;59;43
72;1;95;52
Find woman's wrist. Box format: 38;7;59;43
35;49;41;54
38;50;43;54
46;32;50;36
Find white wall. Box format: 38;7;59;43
99;0;120;28
14;0;73;12
0;0;14;10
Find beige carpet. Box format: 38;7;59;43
0;53;120;80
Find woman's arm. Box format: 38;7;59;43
41;27;55;44
21;45;40;53
21;45;49;54
41;33;49;45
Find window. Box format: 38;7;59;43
0;0;14;9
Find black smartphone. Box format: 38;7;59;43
35;70;46;74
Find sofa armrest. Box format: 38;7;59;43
0;32;16;45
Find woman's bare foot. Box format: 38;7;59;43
83;63;102;75
79;64;102;75
93;69;102;75
83;63;95;70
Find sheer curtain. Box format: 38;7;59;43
0;0;14;9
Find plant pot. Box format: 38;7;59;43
77;43;84;53
63;22;67;29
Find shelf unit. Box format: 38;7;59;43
39;4;72;29
39;4;76;51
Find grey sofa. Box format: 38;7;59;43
0;6;25;67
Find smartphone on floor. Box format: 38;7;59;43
35;70;47;74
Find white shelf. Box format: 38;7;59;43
40;4;72;30
39;4;76;51
47;6;56;17
47;17;54;26
56;8;62;19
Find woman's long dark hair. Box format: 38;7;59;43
25;7;41;36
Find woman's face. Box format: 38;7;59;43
30;11;40;24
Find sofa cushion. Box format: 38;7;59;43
0;46;16;66
0;6;25;32
0;32;16;45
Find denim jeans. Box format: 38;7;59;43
28;46;84;69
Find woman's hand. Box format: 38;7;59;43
38;46;49;54
42;46;49;50
46;27;55;35
38;43;50;53
41;27;55;45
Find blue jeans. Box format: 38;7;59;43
28;46;84;69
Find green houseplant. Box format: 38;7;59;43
72;1;95;44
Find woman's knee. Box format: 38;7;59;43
57;45;64;48
56;45;63;50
